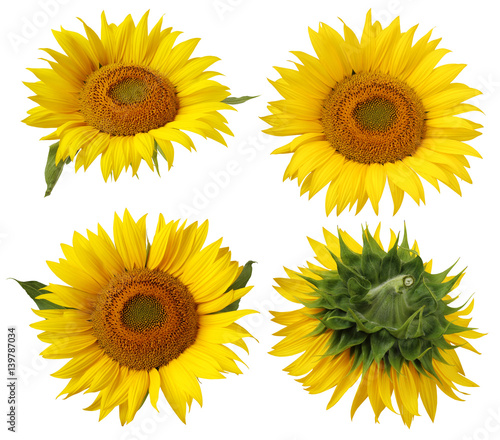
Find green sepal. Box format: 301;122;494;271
360;250;382;285
423;260;458;284
400;255;424;280
222;95;259;105
301;273;346;298
306;322;327;337
419;351;439;379
349;345;364;373
442;295;474;316
320;309;354;330
331;252;366;287
361;227;386;258
443;320;472;335
388;346;404;373
371;329;396;362
431;336;457;350
145;238;152;266
379;239;401;282
397;226;411;262
216;261;255;314
138;391;149;411
431;346;451;366
347;309;384;333
324;327;367;357
408;283;438;315
424;271;464;300
154;140;169;165
347;277;371;301
13;279;66;310
44;142;71;197
398;338;424;361
405;306;425;339
152;144;161;176
306;286;350;311
338;232;362;270
412;359;432;378
361;340;375;374
421;315;447;340
388;306;424;339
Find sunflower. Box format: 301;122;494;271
23;11;235;187
262;11;482;215
270;226;483;426
26;210;255;424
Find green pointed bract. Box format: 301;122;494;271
13;279;67;310
222;95;259;105
304;227;473;380
215;260;256;314
44;142;72;197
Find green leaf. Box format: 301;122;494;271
12;279;66;310
216;261;256;314
44;142;70;197
222;95;259;105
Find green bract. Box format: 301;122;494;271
301;227;473;379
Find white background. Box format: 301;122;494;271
1;0;499;439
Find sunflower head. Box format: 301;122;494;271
24;11;234;184
271;226;483;426
23;211;256;424
263;11;482;216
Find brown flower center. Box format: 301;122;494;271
321;72;426;164
80;64;179;136
92;268;198;370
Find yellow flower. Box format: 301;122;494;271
271;225;483;426
24;11;234;181
263;11;482;215
30;210;255;424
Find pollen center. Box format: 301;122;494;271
92;268;198;371
321;72;426;164
80;64;179;136
121;294;166;331
108;78;149;105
